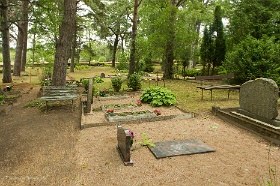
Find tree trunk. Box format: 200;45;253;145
13;27;23;76
21;0;29;72
128;0;140;76
70;17;77;73
112;33;119;68
0;0;12;83
52;0;76;86
70;37;76;73
163;0;177;79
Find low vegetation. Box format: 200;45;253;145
140;86;177;107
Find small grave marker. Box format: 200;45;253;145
116;125;133;166
100;73;105;78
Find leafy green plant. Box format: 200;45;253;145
0;95;5;105
81;79;90;92
95;77;104;83
111;77;122;92
138;133;155;148
39;65;53;82
116;53;129;70
99;89;107;97
182;68;201;77
140;86;177;107
127;74;142;91
25;99;45;111
81;78;97;96
143;57;155;73
40;79;52;86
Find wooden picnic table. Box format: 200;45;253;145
197;85;240;101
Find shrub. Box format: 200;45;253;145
143;57;155;73
94;77;104;83
116;53;129;70
127;74;142;91
0;95;4;104
82;79;90;92
140;87;177;107
182;68;201;77
98;56;106;62
81;78;98;96
224;35;280;85
111;77;122;92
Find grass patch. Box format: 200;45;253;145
1;66;240;113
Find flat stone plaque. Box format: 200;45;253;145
148;139;215;159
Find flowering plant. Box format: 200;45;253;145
106;109;114;115
128;130;135;147
137;99;142;106
3;86;12;92
99;89;107;97
153;109;161;115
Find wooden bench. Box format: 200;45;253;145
195;74;234;84
197;85;240;101
40;86;78;111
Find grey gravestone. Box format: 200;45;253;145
239;78;278;120
100;73;105;78
116;125;133;166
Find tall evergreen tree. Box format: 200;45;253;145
212;5;225;75
0;0;12;83
129;0;142;76
52;0;76;86
200;26;214;75
228;0;280;48
13;0;29;76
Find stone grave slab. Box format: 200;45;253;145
148;139;215;159
116;125;133;166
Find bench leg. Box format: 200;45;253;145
228;90;230;99
201;89;204;100
210;90;213;101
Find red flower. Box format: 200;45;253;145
153;109;161;115
106;109;114;113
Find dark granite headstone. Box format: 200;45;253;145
116;125;133;166
101;73;105;78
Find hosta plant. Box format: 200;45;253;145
140;86;177;107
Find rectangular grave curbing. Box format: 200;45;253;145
106;110;157;122
98;95;130;101
116;125;133;166
101;103;137;111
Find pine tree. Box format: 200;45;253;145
212;5;226;75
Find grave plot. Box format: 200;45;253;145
101;103;137;111
214;78;280;145
98;95;130;101
81;93;194;129
105;110;157;122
